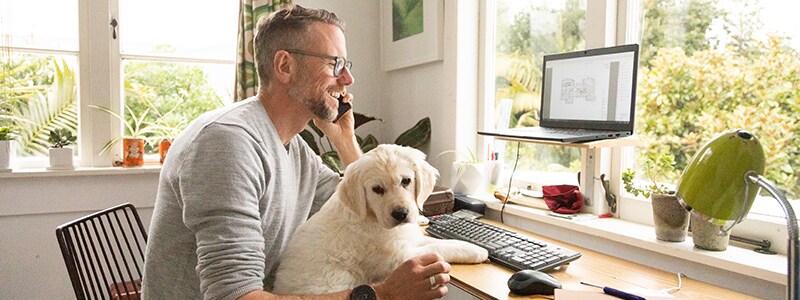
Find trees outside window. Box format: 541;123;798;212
1;0;236;165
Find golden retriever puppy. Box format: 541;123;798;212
272;144;488;294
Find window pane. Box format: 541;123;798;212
119;0;238;60
636;0;800;208
122;60;232;154
1;53;79;157
493;0;586;174
1;0;78;51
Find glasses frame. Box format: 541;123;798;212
284;49;352;77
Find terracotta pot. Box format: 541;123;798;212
158;138;172;164
122;138;144;167
651;193;689;242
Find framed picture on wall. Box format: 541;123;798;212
380;0;444;71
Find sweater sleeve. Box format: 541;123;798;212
177;123;267;300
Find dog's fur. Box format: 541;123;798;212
272;144;488;294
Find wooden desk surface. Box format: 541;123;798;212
446;219;759;300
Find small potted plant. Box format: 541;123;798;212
48;128;77;170
0;126;15;172
622;153;689;242
89;104;155;167
439;147;486;195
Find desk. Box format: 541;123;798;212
446;218;758;300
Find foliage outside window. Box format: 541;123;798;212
635;0;799;200
493;0;586;174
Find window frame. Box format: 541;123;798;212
479;0;792;255
4;0;236;168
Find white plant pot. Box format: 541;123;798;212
450;162;485;195
48;147;75;170
0;140;11;172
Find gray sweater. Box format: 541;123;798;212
142;97;340;300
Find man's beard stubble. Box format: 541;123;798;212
287;68;336;122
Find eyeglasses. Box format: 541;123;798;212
284;49;353;77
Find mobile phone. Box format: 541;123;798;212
333;94;352;122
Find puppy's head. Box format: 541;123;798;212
338;144;439;229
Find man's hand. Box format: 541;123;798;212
373;253;452;300
313;92;361;166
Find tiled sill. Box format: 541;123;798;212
472;195;787;291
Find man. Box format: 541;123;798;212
141;4;451;300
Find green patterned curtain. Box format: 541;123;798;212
236;0;291;101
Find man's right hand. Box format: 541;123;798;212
373;253;452;300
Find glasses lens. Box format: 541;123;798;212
333;57;344;76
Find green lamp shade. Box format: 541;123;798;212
676;129;766;222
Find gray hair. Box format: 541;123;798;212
253;4;345;88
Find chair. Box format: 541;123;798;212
56;203;148;300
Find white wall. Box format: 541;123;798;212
0;172;158;299
303;0;480;187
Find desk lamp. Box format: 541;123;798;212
676;129;798;299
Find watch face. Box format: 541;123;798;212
350;285;377;300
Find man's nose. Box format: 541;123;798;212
338;66;354;86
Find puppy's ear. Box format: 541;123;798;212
409;150;439;210
340;161;368;218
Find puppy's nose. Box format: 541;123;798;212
391;207;409;222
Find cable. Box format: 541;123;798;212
500;141;521;224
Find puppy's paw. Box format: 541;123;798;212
470;246;489;263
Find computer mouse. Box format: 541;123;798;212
507;269;562;296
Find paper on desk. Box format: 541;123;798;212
555;288;675;299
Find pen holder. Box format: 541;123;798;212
484;160;503;193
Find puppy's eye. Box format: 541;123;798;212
372;186;385;195
401;178;411;187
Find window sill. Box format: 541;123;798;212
473;195;787;288
0;164;162;179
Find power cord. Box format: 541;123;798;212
500;141;521;224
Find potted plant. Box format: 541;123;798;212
0;126;14;172
300;113;431;174
47;128;77;170
89;104;155;167
438;147;486;195
622;153;689;242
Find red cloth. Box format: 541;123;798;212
542;185;583;214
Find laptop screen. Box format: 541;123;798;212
540;44;639;132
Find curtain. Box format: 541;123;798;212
235;0;291;101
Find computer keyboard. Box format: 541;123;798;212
426;213;582;272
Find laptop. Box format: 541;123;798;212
479;44;640;143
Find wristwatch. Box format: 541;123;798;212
350;284;377;300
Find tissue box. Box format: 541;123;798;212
422;186;454;216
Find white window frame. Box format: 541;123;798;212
479;0;792;255
7;0;235;169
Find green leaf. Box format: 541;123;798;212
360;134;379;153
394;117;431;148
320;151;343;173
299;129;321;155
354;112;381;130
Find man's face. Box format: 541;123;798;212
287;23;354;122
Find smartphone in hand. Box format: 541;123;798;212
333;94;352;122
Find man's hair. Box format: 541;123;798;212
253;4;345;87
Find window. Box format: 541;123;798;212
484;0;797;248
489;0;587;189
1;0;79;161
632;0;800;218
1;0;236;167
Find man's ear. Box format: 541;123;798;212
273;50;294;84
